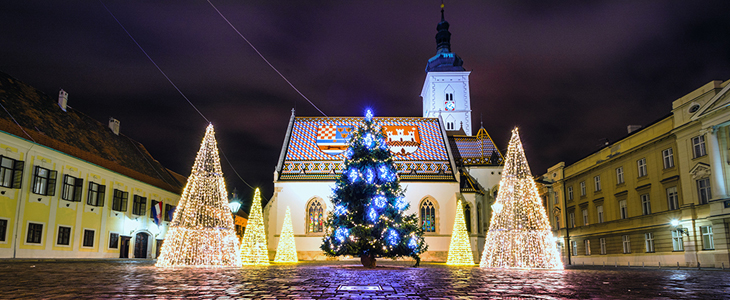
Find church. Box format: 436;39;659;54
265;8;504;262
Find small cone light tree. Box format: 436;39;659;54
480;128;563;269
156;124;241;267
446;200;475;265
321;109;427;268
274;206;298;263
240;188;269;265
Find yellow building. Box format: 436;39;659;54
0;72;185;259
540;79;730;268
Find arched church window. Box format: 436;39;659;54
420;199;436;232
307;199;324;233
464;203;472;233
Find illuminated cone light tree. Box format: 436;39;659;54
156;124;241;267
240;188;269;265
321;109;427;268
273;206;298;263
446;199;475;265
480;128;563;269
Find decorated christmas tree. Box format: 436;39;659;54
446;199;475;265
480;128;563;269
273;206;298;263
156;124;241;267
321;109;427;268
240;188;269;265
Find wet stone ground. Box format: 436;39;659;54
1;260;729;299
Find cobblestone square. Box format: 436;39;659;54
1;260;729;299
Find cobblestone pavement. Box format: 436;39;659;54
1;260;729;299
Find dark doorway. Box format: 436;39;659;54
119;236;131;258
155;239;163;258
134;232;148;258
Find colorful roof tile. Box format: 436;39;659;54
449;127;503;166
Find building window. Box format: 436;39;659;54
0;156;24;189
662;148;674;169
596;205;604;223
31;166;57;196
580;181;586;196
640;194;651;215
644;233;655;253
622;235;631;254
692;135;706;158
582;208;589;226
569;211;575;228
82;229;94;247
571;240;577;256
112;189;129;212
667;187;679;210
584;240;591;256
619;200;628;219
109;232;119;249
599;238;607;255
132;195;147;216
672;229;684;251
464;204;472;233
637;158;647;177
86;182;106;207
594;176;601;192
0;219;7;242
61;175;83;202
420;199;436;232
164;204;175;222
476;204;482;234
697;178;711;204
56;226;71;246
567;186;573;200
26;222;43;244
616;167;624;184
307;199;324;233
701;226;714;250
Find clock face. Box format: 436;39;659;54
445;101;455;111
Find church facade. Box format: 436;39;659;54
265;9;504;262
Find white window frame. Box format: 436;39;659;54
672;229;684;251
0;217;9;244
692;135;706;158
55;225;72;247
569;211;575;228
596;205;604;223
108;231;120;250
622;235;631;254
584;239;591;256
567;186;573;200
616;167;624;184
697;178;711;204
599;237;607;255
644;232;655;253
582;208;589;226
619;200;628;219
640;194;651;215
667;186;679;210
662;148;674;169
701;226;714;250
637;158;647;177
580;181;586;196
571;240;578;256
81;228;95;248
594;175;601;191
24;221;45;245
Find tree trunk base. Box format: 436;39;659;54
360;253;376;268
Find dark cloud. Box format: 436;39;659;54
1;1;729;202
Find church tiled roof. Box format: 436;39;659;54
276;116;456;181
0;71;185;194
449;127;503;166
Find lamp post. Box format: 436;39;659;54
671;219;699;269
229;189;243;239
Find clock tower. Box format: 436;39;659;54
420;4;473;135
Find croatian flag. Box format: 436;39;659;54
152;201;163;225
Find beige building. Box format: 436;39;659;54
540;79;730;268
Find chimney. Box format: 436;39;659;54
627;125;642;134
108;117;120;135
58;89;68;112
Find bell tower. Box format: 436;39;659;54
420;4;472;135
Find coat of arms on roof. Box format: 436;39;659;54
384;126;421;156
316;125;353;155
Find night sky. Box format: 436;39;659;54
2;1;730;202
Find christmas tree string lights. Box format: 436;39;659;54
240;188;269;265
480;128;563;269
156;124;241;267
274;206;298;263
446;199;475;265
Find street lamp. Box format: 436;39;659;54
229;189;242;214
670;219;689;236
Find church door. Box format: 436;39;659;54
134;232;148;258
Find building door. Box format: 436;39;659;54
134;232;148;258
155;239;164;258
119;236;131;258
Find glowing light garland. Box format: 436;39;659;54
240;188;270;265
274;206;298;263
156;124;241;267
446;199;475;265
480;128;563;269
